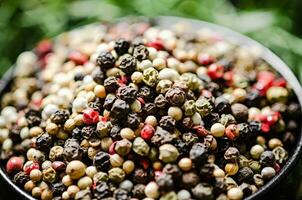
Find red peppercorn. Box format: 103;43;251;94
140;124;155;140
6;157;23;174
261;123;270;133
83;108;100;124
207;63;224;80
109;142;117;155
254;71;275;95
192;125;209;137
147;40;164;51
225;124;239;140
24;162;39;175
140;159;150;170
68;51;88;65
274;163;281;173
198;53;215;65
137;97;145;106
117;76;129;86
36;39;52;57
223;71;233;86
272;78;287;87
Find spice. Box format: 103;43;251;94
191;183;214;200
189;143;208;166
82;108;99;124
63;139;83;161
143;67;159;87
177;189;191;200
159;116;176;131
259;151;276;167
211;123;225;138
133;137;150;156
156;173;174;192
165;87;186;106
178;158;192;171
96;51;116;70
133;44;149;61
227;187;244;200
159;144;179;163
114;39;130;55
6;156;24;174
115;139;132;156
224;147;240;161
261;167;276;180
168;106;183;121
250;144;264;160
93;151;110;171
231;103;248;122
272;146;288;164
66;160;86;180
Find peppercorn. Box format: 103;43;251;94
62;138;83;161
211;123;225;138
25;109;42;128
93;151;110;171
224;147;240;162
143;67;159;87
50;109;70;125
42;167;56;183
110;99;129;121
137;85;155;101
236;167;254;184
191;183;214;200
113;188;129;200
96;51;116;70
177;189;191;200
132;168;148;184
97;121;111;138
159;116;176;131
13;171;29;186
126;113;141;129
181;172;200;189
142;102;157;116
104;77;120;93
159;144;179;163
83;108;99;125
35;133;52;152
114;39;130;55
133;137;150;156
165;87;186;106
51;182;66;196
231;103;248;122
118;54;137;74
250;145;264;160
195;97;213;117
133;44;149;61
144;181;159;199
261;167;276;180
215;96;231;114
156;173;174;192
189;143;208;166
140;124;155;141
132;184;146;199
6;156;24;174
225;124;239;140
248;160;261;173
259;151;276;167
151;127;175;146
154;94;168;109
115;139;132;156
74;189;92;200
225;162;239;175
227;187;243;200
272;146;288;164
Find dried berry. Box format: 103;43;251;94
110;99;130;121
25;109;42;127
189;143;208;166
104;77;120;93
13;171;29;187
94;182;112;199
118;54;137;74
96;51;116;70
94;151;110;171
159;116;176;131
36;133;53;152
114;39;130;55
63;138;83;161
51;109;70;125
81;126;96;139
133;44;149;61
117;86;137;103
156;173;174;192
165;87;186;106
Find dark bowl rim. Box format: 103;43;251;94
0;16;301;200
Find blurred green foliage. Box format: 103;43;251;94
1;0;302;81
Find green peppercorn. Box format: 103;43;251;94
115;139;132;156
42;167;56;183
143;67;159;87
133;137;150;156
159;144;179;163
183;100;196;116
248;160;261;173
93;172;109;184
250;144;264;160
272;146;288;164
109;167;126;183
266;86;288;103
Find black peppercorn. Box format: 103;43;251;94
203;112;220;128
92;67;105;84
163;164;182;181
118;54;137;74
199;164;215;181
72;127;82;140
94;182;112;199
88;99;103;113
151;127;175;146
132;44;149;61
239;183;253;196
189;143;208;166
237;123;251;141
260;151;276;167
110;125;122;140
63;138;83;161
114;39;130;55
93;151;110;171
248;121;261;135
156;173;174;192
117;86;137;103
81;125;96;139
132;184;146;199
104;77;120;93
287;102;301;119
96;51;116;70
245;89;261;107
191;183;214;200
231;103;248;123
214;96;231;114
51;109;70;125
51;182;66;197
13;172;29;186
137;86;155;101
74;73;85;81
236;167;254;184
142;103;157;116
172;139;189;156
110;99;129;120
165;87;186;106
113;188;129;200
132;168;148;184
182;172;200;189
159;116;176;131
75;189;92;200
25;109;42;128
103;95;117;111
154;94;168;109
36;133;53;152
126;113;141;129
182;132;199;147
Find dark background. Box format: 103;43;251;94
0;0;301;199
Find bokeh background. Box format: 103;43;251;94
0;0;301;199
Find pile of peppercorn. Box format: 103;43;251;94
0;20;301;200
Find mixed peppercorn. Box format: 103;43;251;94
0;20;301;200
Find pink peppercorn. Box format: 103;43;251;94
36;39;52;56
83;108;100;124
68;51;88;65
24;162;39;175
147;41;164;51
140;124;155;140
272;78;287;87
207;63;224;80
6;157;23;174
109;142;117;155
192;125;209;137
198;53;215;65
261;123;270;133
225;124;239;140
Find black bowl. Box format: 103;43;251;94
0;16;301;200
